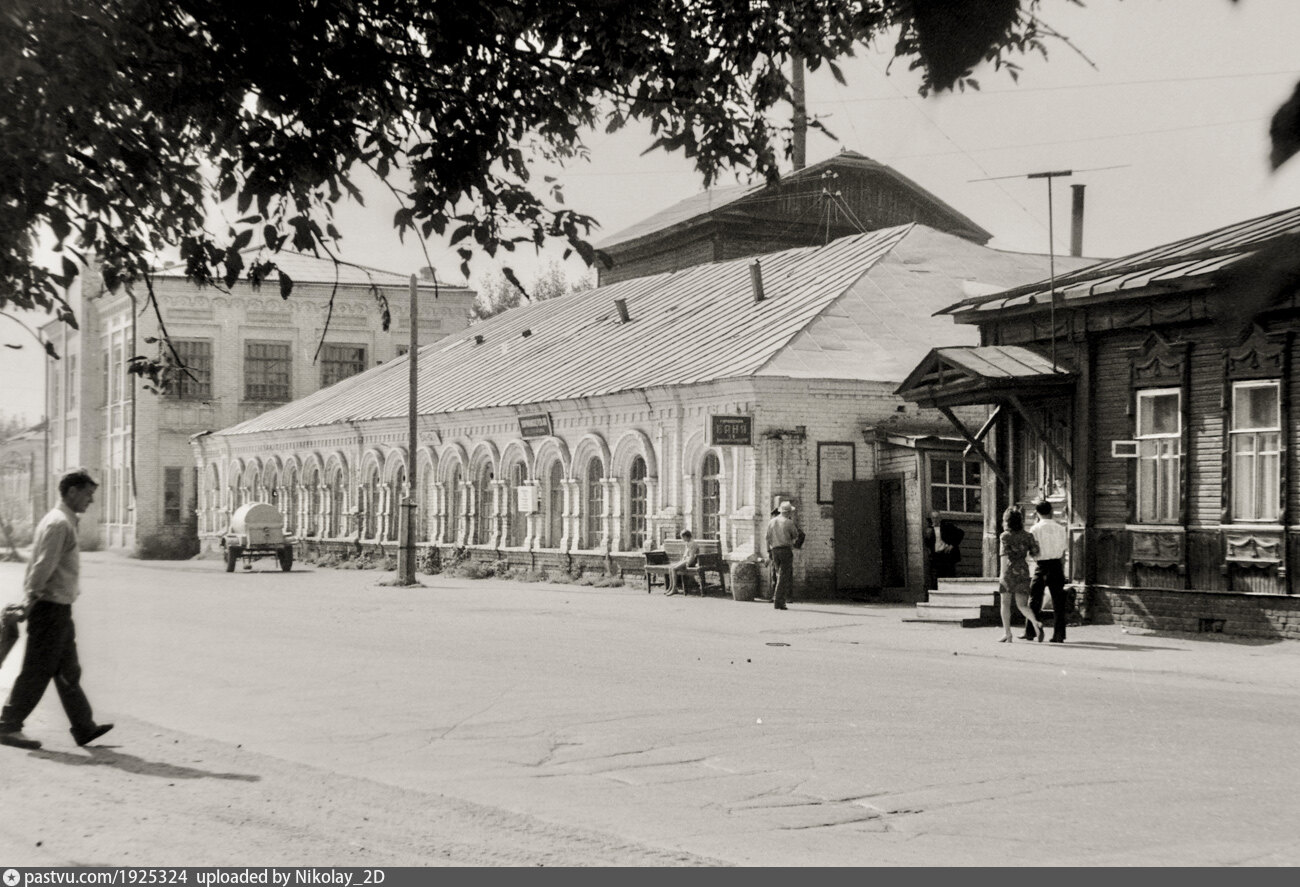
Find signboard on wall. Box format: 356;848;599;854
518;414;552;438
817;442;856;503
516;485;538;513
710;414;753;447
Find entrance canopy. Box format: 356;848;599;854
894;345;1074;408
895;345;1077;488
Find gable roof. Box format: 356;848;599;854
895;345;1075;407
153;250;461;291
596;151;993;251
939;205;1300;319
210;225;1082;437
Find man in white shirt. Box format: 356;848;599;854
1027;499;1070;643
0;470;114;750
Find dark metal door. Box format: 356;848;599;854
833;480;882;592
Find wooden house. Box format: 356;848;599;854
595;151;992;285
896;207;1300;640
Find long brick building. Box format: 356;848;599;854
193;225;1090;600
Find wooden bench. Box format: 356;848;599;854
643;539;728;596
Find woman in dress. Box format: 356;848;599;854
999;506;1046;643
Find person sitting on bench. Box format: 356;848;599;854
665;530;701;596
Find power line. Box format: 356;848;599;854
806;68;1300;105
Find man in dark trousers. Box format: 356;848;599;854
1025;499;1069;642
0;469;114;750
765;501;801;610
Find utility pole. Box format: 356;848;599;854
1025;170;1072;367
397;273;419;585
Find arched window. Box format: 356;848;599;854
419;470;432;542
283;465;298;535
387;466;405;542
474;463;494;545
584;458;604;549
627;456;648;550
700;452;721;540
328;469;346;537
508;462;527;547
546;462;564;548
303;466;320;537
362;466;380;540
444;465;461;544
262;465;279;509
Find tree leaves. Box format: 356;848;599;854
1;0;1093;345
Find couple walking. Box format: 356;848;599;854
998;499;1069;644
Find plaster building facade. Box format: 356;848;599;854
193;225;1091;600
41;255;474;556
898;205;1300;639
0;421;47;549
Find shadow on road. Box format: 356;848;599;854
1050;640;1184;652
33;746;260;782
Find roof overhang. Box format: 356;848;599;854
895;345;1076;408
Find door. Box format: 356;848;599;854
833;479;882;592
879;476;907;588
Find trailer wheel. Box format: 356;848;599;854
225;546;240;572
278;547;294;572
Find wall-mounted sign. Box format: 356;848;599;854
710;414;753;447
817;442;856;504
518;413;552;438
516;485;538;514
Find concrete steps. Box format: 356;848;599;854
903;577;999;625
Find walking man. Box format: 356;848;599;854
1027;499;1069;643
0;469;114;750
765;501;800;610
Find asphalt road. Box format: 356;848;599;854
2;551;1298;866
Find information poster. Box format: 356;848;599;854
817;442;855;503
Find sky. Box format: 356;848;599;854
4;0;1300;425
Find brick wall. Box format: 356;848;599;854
1086;583;1300;641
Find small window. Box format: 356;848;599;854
930;456;982;515
1135;388;1181;523
245;341;291;401
166;340;213;399
321;344;367;387
1230;380;1280;522
163;467;183;524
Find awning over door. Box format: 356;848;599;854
894;345;1074;408
895;345;1078;488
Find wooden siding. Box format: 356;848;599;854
1092;333;1142;526
1187;342;1225;526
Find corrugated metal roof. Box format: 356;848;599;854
212;226;1094;438
937;346;1068;380
215;227;918;436
944;205;1300;316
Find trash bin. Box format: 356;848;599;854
732;561;758;601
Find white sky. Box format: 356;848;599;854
4;0;1300;425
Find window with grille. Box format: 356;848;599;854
1230;380;1281;522
244;341;291;401
475;466;494;544
585;458;603;548
628;457;647;550
1136;388;1182;523
321;344;367;387
700;452;721;539
929;456;982;514
163;467;183;524
166;340;212;399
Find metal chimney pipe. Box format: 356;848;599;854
750;261;765;302
1070;184;1086;257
